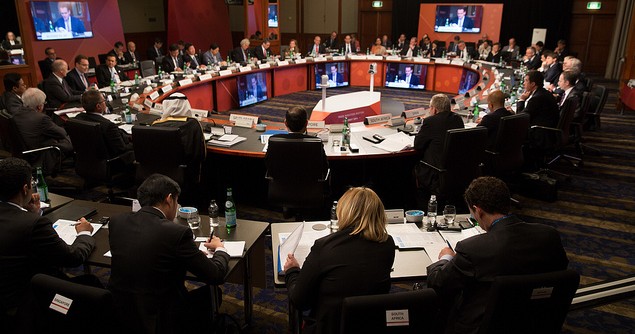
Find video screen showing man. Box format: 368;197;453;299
54;2;86;35
451;7;474;31
385;63;426;90
238;73;267;107
435;5;482;33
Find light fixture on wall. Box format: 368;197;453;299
371;1;383;8
586;2;602;10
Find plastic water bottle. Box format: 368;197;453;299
342;117;350;148
330;201;338;231
123;105;132;124
208;199;219;228
225;188;237;228
427;195;437;227
134;72;140;85
36;167;49;202
110;79;115;94
473;104;480;123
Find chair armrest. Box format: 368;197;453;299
264;170;272;181
22;145;61;156
530;125;561;134
419;160;445;173
484;149;500;156
318;168;331;182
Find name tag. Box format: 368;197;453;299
402;109;426;118
349;55;366;60
385;55;400;61
239;66;252;72
332;56;345;61
198;73;212;81
219;69;233;76
367;55;383;60
230;114;258;127
415;57;430;63
144;99;153;108
149;91;160;100
453;60;465;66
364;114;391;125
145;79;151;86
386;310;409;327
314;57;327;62
161;85;172;94
49;294;73;315
133;103;144;111
435;58;451;64
307;120;325;128
471;64;479;70
276;60;289;66
258;63;271;69
295;58;307;64
178;78;192;86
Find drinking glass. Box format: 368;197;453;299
187;213;201;230
443;205;456;225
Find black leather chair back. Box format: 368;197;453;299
65;119;110;181
0;109;13;152
27;274;115;334
88;56;97;69
486;113;530;174
140;60;156;77
438;127;488;196
132;125;186;184
478;269;580;334
266;136;328;210
340;289;439;334
557;96;577;146
97;53;108;65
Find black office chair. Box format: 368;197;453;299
417;127;488;205
265;136;330;218
26;274;115;334
478;269;580;334
140;60;156;77
38;59;51;79
88;56;97;69
340;289;440;334
65;119;134;202
5;113;62;175
484;113;530;176
97;53;108;65
584;84;608;130
132;125;187;186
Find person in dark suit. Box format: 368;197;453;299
478;90;512;149
266;106;328;176
254;39;272;61
324;31;339;50
400;37;420;58
244;75;266;101
231;39;252;64
487;43;502;63
557;71;583;120
327;64;344;85
450;7;474;31
2;72;26;115
123;41;140;65
161;44;184;73
448;35;461;53
543;51;562;88
151;93;206;183
430;41;443;57
107;41;128;65
39;47;59;79
146;38;163;61
96;54;130;88
283;186;395;334
65;54;92;92
395;34;407;51
307;36;326;56
517;70;559;151
75;90;133;161
414;94;464;195
381;34;392;48
108;174;229;333
1;31;20;50
0;158;95;331
182;43;205;70
554;39;570;62
54;2;86;34
522;47;542;70
427;176;568;334
43;59;82;109
400;65;420;87
12;88;73;170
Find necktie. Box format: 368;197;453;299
156;48;161;56
315;45;318;54
130;52;135;62
173;57;178;69
80;72;88;89
459;18;463;27
191;56;198;67
406;75;410;84
346;44;350;54
243;50;247;61
62;80;71;95
66;20;70;32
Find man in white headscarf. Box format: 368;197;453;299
152;92;206;182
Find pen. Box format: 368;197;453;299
210;228;215;240
446;240;453;251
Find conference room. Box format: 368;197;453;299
1;0;634;333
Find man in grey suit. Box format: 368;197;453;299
43;59;82;109
202;43;225;67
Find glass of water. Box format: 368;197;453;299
187;213;201;230
443;205;456;225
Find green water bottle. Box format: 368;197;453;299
36;167;48;202
225;187;237;228
110;79;115;94
473;104;480;123
342;117;350;148
134;72;139;85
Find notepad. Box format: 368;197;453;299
199;241;245;258
52;219;102;245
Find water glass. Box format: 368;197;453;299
187;213;201;230
443;205;456;225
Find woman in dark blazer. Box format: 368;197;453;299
283;187;396;334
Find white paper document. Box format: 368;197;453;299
199;241;245;258
440;226;484;250
372;132;415;152
118;124;134;134
207;136;247;147
52;219;102;245
278;222;330;273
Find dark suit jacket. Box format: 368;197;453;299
524;55;542;70
253;46;272;61
146;46;162;61
202;51;223;66
414;111;464;192
395;40;407;51
451;16;474;30
427;215;568;334
74;112;133;158
12;106;73;154
266;132;329;177
400;73;420;87
0;202;95;313
108;207;229;333
40;57;55;79
328;71;344;84
400;45;421;57
487;52;501;64
231;47;252;64
95;65;130;88
123;51;140;64
543;62;562;85
54;16;86;34
518;87;559;128
306;44;326;56
285;228;395;334
560;88;583;121
183;53;201;69
107;49;128;65
324;38;339;50
43;75;82;109
2;91;23;115
478;107;512;149
65;68;89;92
161;55;183;73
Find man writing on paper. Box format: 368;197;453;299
426;177;568;334
108;174;228;333
0;158;95;332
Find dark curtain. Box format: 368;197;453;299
392;0;574;51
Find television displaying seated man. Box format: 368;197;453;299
54;2;86;35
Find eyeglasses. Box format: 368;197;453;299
31;177;36;189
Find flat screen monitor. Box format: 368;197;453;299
237;72;268;107
459;69;480;95
268;5;278;28
434;5;483;34
314;62;350;89
384;63;427;90
30;1;93;40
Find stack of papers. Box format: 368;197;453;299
207;136;247;147
52;219;102;245
372;132;415;152
278;222;330;274
439;226;484;250
54;107;84;116
119;124;134;134
198;240;245;258
386;223;448;261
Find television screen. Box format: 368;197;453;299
384;63;427;90
268;5;278;28
458;69;480;95
314;62;350;89
237;72;268;107
434;5;483;33
30;1;93;40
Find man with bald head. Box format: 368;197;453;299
43;59;82;109
478;90;512;148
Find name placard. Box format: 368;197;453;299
386;310;409;327
239;66;252;73
219;69;233;76
229;114;258;127
133;103;144;111
364;113;391;125
307;120;326;129
367;55;383;60
178;78;192;86
453;60;465;66
198;73;212;81
402;109;427;118
385;55;401;61
385;209;405;223
258;63;271;69
145;79;151;86
149;91;160;100
479;82;486;90
349;55;367;60
144;99;154;108
314;57;327;62
295;58;307;64
331;56;346;61
161;85;172;94
276;60;289;66
471;64;479;70
414;57;430;63
389;116;406;127
153;103;163;110
435;58;451;64
49;294;73;315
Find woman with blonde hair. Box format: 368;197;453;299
283;187;395;334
